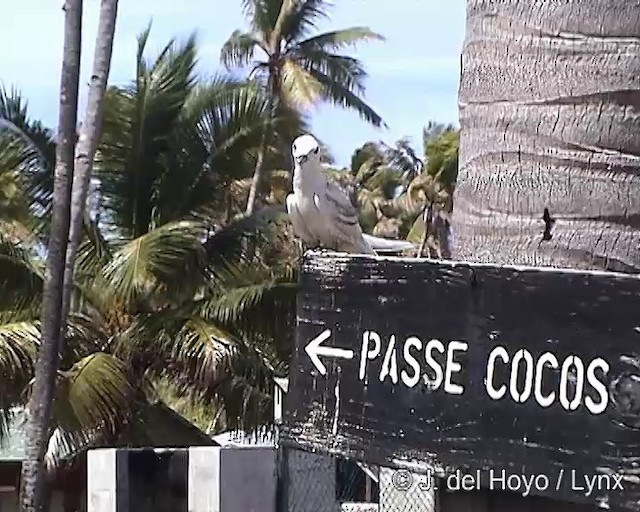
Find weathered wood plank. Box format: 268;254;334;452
281;251;640;511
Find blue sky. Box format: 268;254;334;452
1;0;465;167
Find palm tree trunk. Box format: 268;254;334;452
450;0;639;510
433;209;452;260
60;0;119;353
245;75;276;216
19;1;83;510
417;202;433;258
453;0;640;272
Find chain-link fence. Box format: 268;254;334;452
276;445;438;512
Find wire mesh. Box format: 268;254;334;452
277;444;437;512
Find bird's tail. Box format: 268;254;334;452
362;233;415;253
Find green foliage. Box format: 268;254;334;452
0;85;55;234
222;0;386;129
0;29;299;461
332;122;460;256
0;9;458;470
406;125;459;256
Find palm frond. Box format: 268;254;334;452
383;137;423;181
220;30;262;69
121;303;280;433
189;77;284;182
424;129;459;188
197;275;297;355
207;375;275;434
0;320;39;404
308;66;384;127
298;51;385;127
52;353;134;433
0;235;44;312
299;49;368;95
200;205;288;279
166;317;238;388
0;407;19;445
280;59;324;109
0;138;32;222
74;218;113;281
243;0;285;36
102;220;207;308
45;426;101;470
297;27;384;51
163;316;278;435
62;313;112;368
95;29;199;238
0;86;55;229
281;0;330;44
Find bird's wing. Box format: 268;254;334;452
321;179;374;253
323;179;361;230
286;193;315;244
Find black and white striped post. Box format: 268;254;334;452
87;446;278;511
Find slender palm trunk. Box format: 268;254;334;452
19;1;82;510
60;0;119;352
245;75;276;216
417;202;433;258
433;210;451;259
245;122;270;216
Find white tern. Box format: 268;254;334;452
286;134;415;255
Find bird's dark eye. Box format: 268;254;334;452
313;147;319;154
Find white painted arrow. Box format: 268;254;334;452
305;329;354;376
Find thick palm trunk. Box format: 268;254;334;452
453;0;640;272
19;1;82;510
451;0;639;510
60;0;119;351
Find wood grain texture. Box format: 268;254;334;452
281;251;640;511
453;0;640;272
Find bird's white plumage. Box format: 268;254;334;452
286;134;415;255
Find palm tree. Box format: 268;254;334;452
85;26;299;430
1;28;298;473
454;0;640;272
19;0;82;509
406;125;459;258
221;0;386;215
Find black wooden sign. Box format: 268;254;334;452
280;251;640;511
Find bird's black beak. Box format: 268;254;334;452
296;154;308;164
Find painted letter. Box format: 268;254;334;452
585;358;609;415
424;339;445;389
379;335;399;384
534;352;558;408
359;330;381;381
509;349;534;403
444;341;468;395
559;355;584;411
486;346;509;400
401;336;422;388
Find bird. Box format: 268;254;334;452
286;134;415;255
